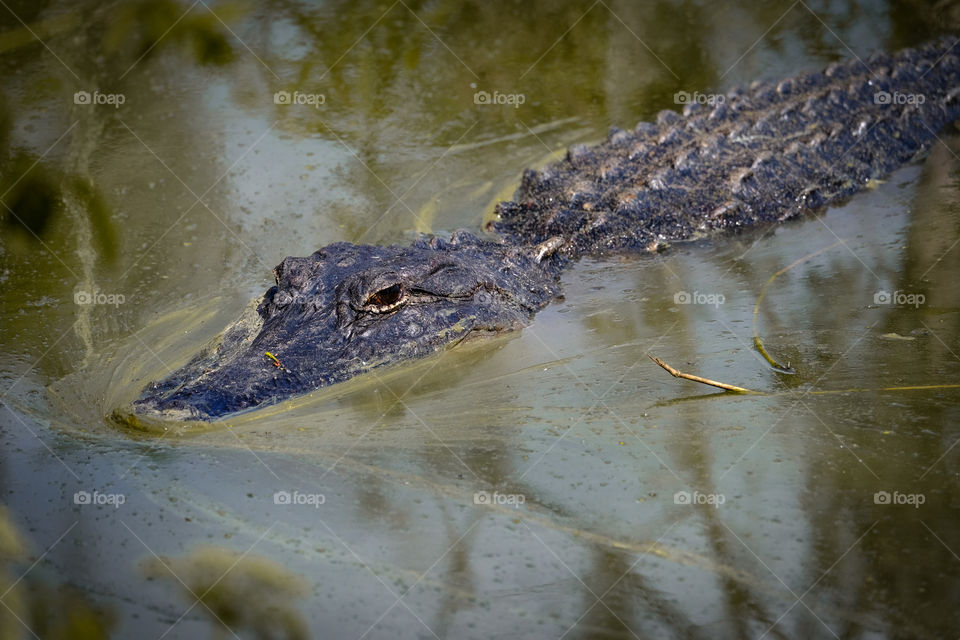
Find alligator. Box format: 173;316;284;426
128;37;960;422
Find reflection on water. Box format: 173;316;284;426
1;0;959;637
142;545;310;639
0;507;115;639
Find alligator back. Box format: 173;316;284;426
490;37;960;258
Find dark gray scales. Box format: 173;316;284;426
490;37;960;258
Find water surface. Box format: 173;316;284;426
1;1;959;637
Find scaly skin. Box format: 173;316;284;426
492;37;960;257
129;37;960;422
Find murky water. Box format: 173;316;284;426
2;0;959;637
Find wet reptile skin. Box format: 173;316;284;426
492;37;960;259
127;37;960;422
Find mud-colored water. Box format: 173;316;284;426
1;1;959;637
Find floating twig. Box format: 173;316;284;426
752;240;845;373
648;355;756;394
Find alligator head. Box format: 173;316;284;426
132;232;560;421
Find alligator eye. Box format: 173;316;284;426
364;283;406;312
